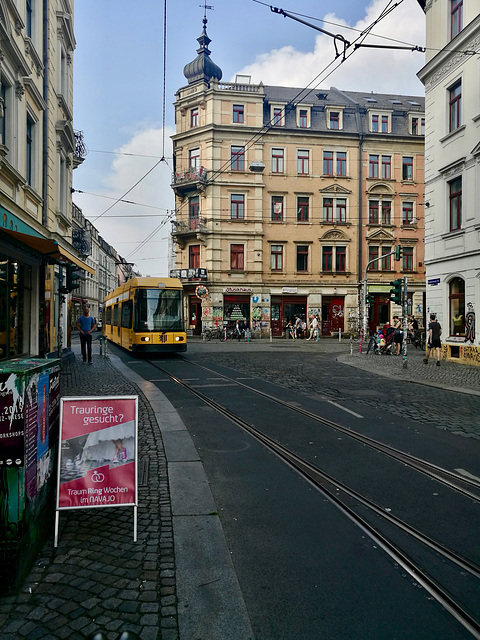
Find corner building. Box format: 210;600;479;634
417;0;480;365
171;19;425;337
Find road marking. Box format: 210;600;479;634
455;468;480;483
149;379;172;382
327;400;363;419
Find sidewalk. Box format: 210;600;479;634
0;334;478;639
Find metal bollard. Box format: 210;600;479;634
338;328;342;342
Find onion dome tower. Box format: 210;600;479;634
183;17;223;86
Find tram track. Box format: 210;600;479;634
143;356;480;638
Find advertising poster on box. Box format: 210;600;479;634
56;396;138;517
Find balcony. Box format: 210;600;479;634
171;217;208;249
171;167;208;197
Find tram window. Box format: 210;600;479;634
113;304;119;326
105;306;112;325
121;300;133;328
134;289;183;331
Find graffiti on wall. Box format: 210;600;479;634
465;302;475;344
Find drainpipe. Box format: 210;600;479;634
356;105;365;339
42;0;48;228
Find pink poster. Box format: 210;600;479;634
57;396;137;510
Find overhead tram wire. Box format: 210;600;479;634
202;0;406;189
90;1;170;225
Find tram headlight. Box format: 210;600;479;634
175;336;184;342
141;336;151;342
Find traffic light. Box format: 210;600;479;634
390;279;403;305
366;293;372;305
395;245;403;261
66;265;81;292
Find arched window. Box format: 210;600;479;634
449;277;465;336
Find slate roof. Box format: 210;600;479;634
263;85;425;137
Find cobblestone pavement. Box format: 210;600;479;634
0;340;179;640
1;335;479;640
187;336;480;438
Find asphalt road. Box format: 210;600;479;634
117;342;480;640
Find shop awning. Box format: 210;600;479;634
0;228;95;275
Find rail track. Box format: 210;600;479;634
144;356;480;638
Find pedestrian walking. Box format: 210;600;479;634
392;315;403;356
424;313;442;366
306;315;318;340
76;306;96;364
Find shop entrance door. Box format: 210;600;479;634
368;295;390;335
189;297;202;335
321;297;345;335
271;299;283;337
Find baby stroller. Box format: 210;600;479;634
378;327;395;355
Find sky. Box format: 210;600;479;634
72;0;426;278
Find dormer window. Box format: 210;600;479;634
326;106;343;130
296;106;311;128
370;112;391;133
270;104;286;127
411;116;425;135
233;104;244;123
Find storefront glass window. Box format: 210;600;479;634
0;257;32;360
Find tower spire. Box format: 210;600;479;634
183;7;222;85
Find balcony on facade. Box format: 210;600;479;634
171;217;209;249
171;167;208;197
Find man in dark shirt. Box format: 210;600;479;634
424;313;442;366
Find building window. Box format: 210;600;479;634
297;197;309;222
271;245;283;271
372;115;379;132
189;195;199;229
271;196;284;222
26;114;34;186
369;200;379;224
231;146;245;171
329;111;339;129
449;81;461;132
412;117;425;135
296;245;308;272
272;107;283;126
369;155;379;178
189;245;200;269
323;151;334;176
230;244;244;271
26;0;33;37
449;176;462;231
299;109;308;128
381;201;391;225
449;277;465;336
335;246;346;272
368;245;379;270
402;201;414;225
271;147;284;173
381;155;391;179
190;108;198;127
322;198;333;222
381;246;392;271
336;152;346;176
297;149;309;175
189;148;200;170
233;104;244;123
322;246;333;272
451;0;463;39
0;82;6;146
231;194;245;220
402;247;414;272
402;156;413;181
336;198;346;222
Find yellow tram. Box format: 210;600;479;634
103;277;187;353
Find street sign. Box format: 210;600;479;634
428;278;440;286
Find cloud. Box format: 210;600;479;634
74;127;175;277
234;0;425;96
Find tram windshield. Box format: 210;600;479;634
134;288;183;332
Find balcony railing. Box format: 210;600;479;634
171;167;208;194
172;217;208;233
